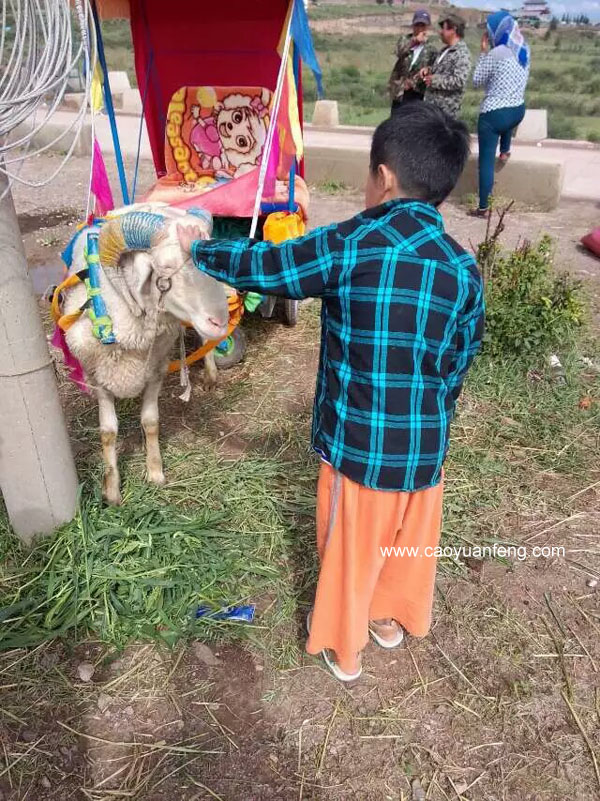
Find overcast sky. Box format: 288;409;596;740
457;0;600;19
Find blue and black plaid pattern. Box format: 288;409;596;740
192;199;484;491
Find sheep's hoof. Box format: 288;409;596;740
147;470;166;486
103;487;122;506
202;371;218;391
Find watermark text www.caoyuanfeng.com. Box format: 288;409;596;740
380;544;565;561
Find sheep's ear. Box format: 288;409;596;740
129;252;154;310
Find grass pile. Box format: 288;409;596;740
0;449;316;654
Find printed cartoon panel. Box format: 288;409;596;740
165;86;272;183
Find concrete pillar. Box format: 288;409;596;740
107;71;131;92
0;165;78;544
113;88;143;116
312;100;340;128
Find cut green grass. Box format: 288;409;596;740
0;449;316;657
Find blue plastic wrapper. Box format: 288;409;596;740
196;604;255;622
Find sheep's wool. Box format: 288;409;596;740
99;212;165;269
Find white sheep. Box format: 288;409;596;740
61;203;228;505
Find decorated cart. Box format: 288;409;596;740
80;0;322;370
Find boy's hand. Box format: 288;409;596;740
177;223;207;255
481;32;489;52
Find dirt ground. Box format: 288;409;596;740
2;153;600;801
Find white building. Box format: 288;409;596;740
517;0;552;22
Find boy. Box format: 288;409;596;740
178;103;484;682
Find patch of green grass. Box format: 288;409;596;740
0;448;316;659
444;352;600;557
316;178;350;194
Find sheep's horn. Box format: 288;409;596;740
98;211;166;269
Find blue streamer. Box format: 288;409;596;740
291;0;324;99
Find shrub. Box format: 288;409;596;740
587;131;600;143
460;106;478;133
586;78;600;95
548;113;577;139
477;228;585;358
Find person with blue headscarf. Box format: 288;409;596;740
470;10;530;216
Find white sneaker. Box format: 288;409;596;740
306;611;362;682
369;620;405;649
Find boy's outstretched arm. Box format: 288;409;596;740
446;277;485;404
178;223;339;300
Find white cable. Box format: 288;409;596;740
0;0;96;196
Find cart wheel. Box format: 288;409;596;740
283;298;299;327
214;327;247;370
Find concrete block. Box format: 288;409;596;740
305;144;367;190
108;70;131;92
453;154;563;211
516;109;547;142
62;93;85;111
113;88;143;116
305;144;564;211
312;100;339;128
66;72;84;94
11;121;92;158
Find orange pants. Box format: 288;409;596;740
306;462;444;674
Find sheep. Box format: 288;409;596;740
61;203;229;505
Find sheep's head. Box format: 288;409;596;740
98;209;229;341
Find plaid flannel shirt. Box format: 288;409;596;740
192;199;484;492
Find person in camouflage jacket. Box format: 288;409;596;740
388;9;437;110
422;13;472;118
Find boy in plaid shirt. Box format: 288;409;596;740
179;102;484;682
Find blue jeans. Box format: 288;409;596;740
477;104;525;210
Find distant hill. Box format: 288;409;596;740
309;1;489;26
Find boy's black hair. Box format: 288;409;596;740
370;103;470;207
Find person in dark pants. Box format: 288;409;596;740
389;9;437;113
471;11;530;215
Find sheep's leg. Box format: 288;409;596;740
203;350;218;389
141;379;165;486
98;388;121;506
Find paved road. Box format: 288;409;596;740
51;111;600;202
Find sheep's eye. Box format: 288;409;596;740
233;111;243;124
236;136;247;148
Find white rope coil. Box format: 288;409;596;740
0;0;95;193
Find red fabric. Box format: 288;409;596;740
128;0;291;175
581;227;600;258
